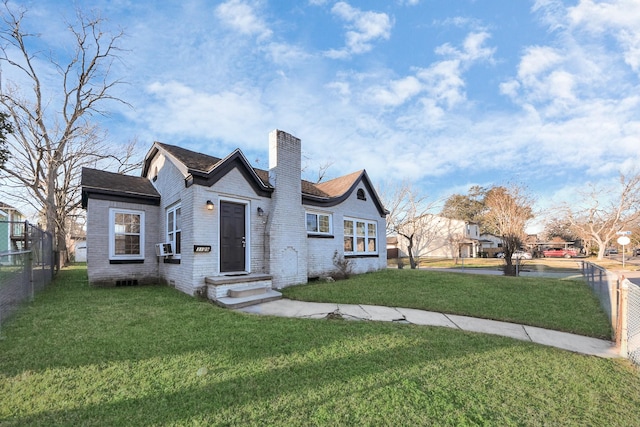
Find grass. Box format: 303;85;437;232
0;265;639;426
284;268;613;339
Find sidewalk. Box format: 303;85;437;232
238;299;620;359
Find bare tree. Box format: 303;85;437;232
378;181;438;269
483;185;535;276
0;3;138;265
562;172;640;260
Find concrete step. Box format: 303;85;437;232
216;290;282;309
228;284;269;298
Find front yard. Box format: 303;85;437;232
284;268;612;339
1;265;639;426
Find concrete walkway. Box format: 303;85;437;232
238;299;620;359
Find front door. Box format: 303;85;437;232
220;201;246;272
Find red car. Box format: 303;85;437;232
543;248;578;258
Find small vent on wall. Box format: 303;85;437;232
115;279;139;287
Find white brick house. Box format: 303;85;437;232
81;130;387;306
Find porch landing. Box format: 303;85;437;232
205;273;282;309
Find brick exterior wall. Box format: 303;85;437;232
86;198;160;286
305;186;387;278
267;130;308;288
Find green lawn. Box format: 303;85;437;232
1;265;639;426
284;268;613;339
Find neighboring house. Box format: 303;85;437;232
81;130;387;306
393;214;480;259
0;202;26;255
479;233;503;257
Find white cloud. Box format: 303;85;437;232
215;0;272;41
568;0;640;73
325;2;393;58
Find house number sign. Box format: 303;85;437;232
193;245;212;253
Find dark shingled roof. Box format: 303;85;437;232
81;168;161;208
85;141;386;216
155;142;223;173
153;142;353;198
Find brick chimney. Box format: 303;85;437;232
267;130;308;288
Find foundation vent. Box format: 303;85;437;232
115;279;139;287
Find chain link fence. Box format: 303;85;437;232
582;261;640;367
0;221;54;332
622;279;640;366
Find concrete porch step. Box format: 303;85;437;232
216;290;282;309
228;284;270;298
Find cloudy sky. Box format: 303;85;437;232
5;0;640;230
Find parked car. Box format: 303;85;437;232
495;252;505;258
605;248;618;256
542;248;578;258
634;248;640;256
512;251;532;260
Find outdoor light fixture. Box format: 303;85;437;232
257;207;264;216
206;200;214;210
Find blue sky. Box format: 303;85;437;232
6;0;640;231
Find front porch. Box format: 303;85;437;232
205;273;281;309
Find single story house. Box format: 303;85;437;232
81;130;387;307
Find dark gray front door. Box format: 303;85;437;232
220;201;246;272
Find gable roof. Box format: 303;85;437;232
81;168;161;208
95;141;387;217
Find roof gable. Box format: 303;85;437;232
303;170;387;217
140;141;387;216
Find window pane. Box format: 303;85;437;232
368;238;376;252
344;236;353;252
356;222;365;237
344;220;353;236
357;237;365;252
175;208;181;229
319;215;330;233
175;231;181;254
306;213;318;232
168;211;174;231
368;223;376;237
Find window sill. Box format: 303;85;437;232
110;259;144;264
163;258;181;264
307;234;334;239
345;254;379;258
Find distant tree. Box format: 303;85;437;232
561;172;640;260
0;111;12;168
378;181;438;269
0;3;138;265
440;185;487;225
483;185;535;276
542;218;580;243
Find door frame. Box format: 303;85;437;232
218;197;251;274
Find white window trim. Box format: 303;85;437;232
305;211;333;235
108;208;145;260
166;203;181;258
344;217;378;255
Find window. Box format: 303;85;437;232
167;204;181;257
357;189;366;200
109;209;144;260
306;212;332;235
344;217;377;255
